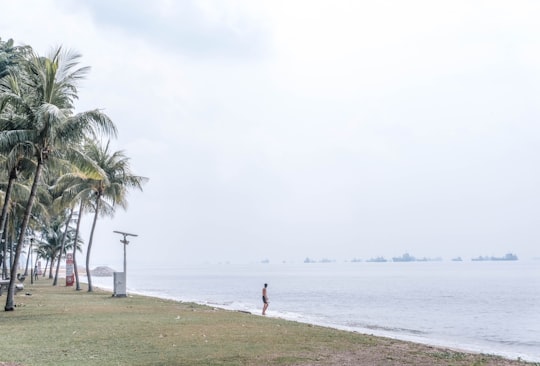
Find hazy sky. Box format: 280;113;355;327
3;1;540;267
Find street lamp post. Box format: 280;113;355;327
112;231;138;297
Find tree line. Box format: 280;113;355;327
0;37;148;311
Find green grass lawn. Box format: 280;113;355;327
0;279;535;366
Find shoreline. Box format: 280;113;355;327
84;277;538;363
5;279;536;366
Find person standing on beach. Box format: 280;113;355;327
262;283;269;315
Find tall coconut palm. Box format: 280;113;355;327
53;193;91;290
34;239;51;278
40;214;81;282
47;165;79;286
55;190;94;290
0;175;47;276
0;38;32;176
0;69;39;280
82;140;147;292
37;232;61;279
71;201;86;290
1;47;117;311
52;206;74;286
52;142;113;290
0;151;50;278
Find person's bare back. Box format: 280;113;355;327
262;283;269;315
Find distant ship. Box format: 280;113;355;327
303;257;335;263
451;257;463;261
366;256;387;263
392;253;415;262
416;256;443;262
472;253;518;261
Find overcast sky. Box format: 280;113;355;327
3;1;540;267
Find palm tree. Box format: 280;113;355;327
82;140;147;292
0;181;44;276
0;40;33;261
0;67;39;280
1;47;117;311
72;201;85;290
51;141;116;290
52;207;74;286
36;238;59;279
52;182;96;290
0;38;31;80
34;239;51;278
40;213;82;283
47;166;79;286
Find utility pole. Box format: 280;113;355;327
112;231;138;297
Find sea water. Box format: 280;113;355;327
88;260;540;362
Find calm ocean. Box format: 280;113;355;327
88;260;540;362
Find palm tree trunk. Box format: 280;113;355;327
53;207;74;286
48;256;55;279
1;218;8;280
43;259;49;277
73;200;83;291
5;162;43;311
86;195;101;292
0;170;16;279
9;232;14;270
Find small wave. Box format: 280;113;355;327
363;324;426;335
484;338;540;348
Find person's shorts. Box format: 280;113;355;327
262;296;268;304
